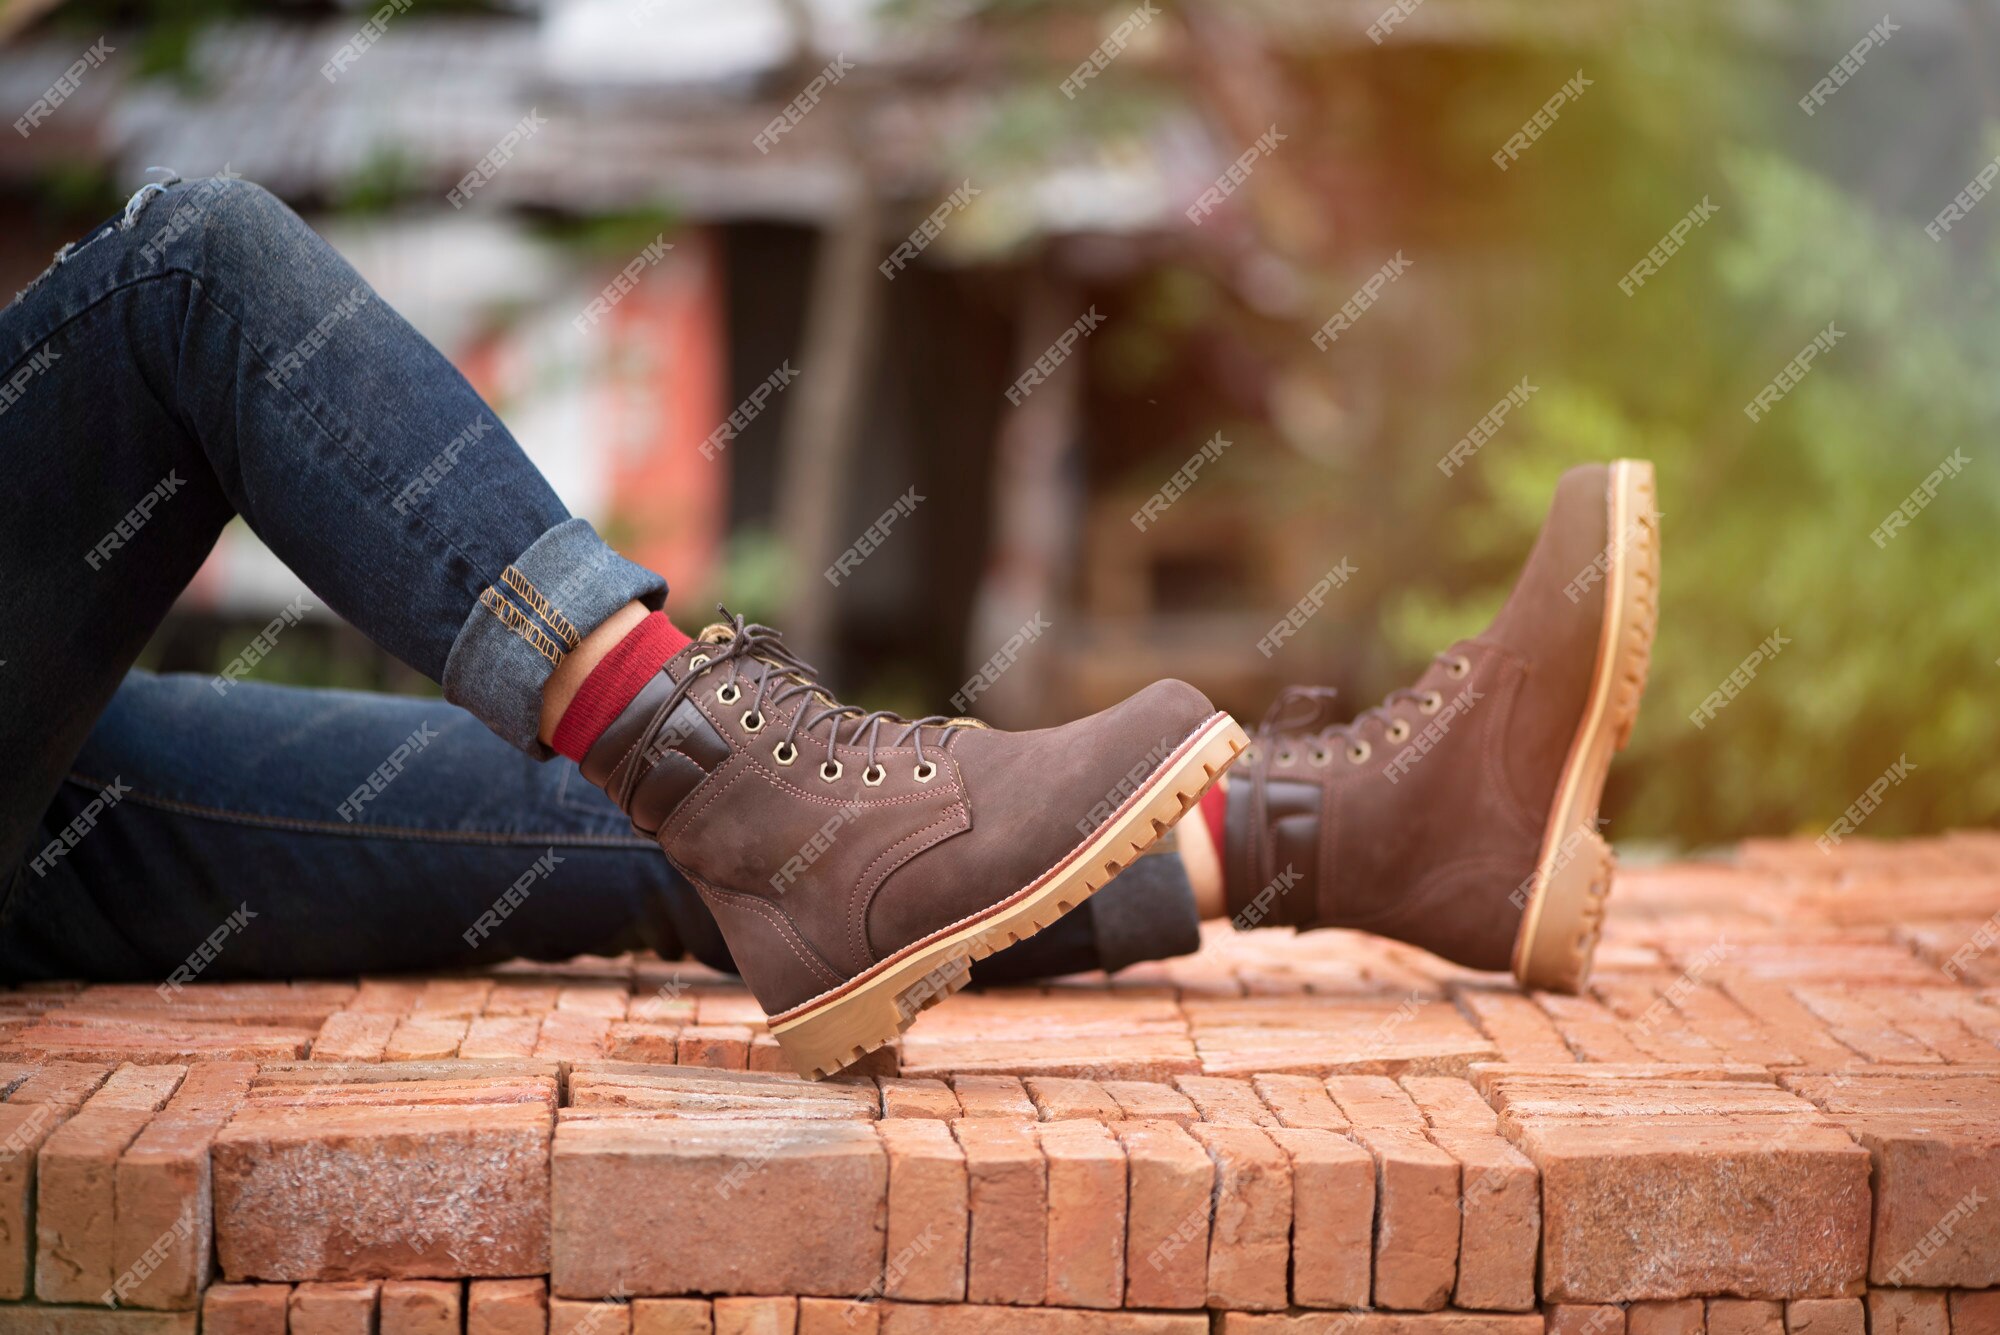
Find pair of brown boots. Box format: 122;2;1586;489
582;462;1660;1076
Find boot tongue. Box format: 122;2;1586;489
1262;686;1342;737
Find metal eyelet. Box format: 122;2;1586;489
1347;740;1372;764
741;710;764;733
1276;750;1295;767
1308;748;1333;767
820;760;844;783
1447;655;1472;679
863;764;886;787
689;653;710;669
773;741;797;766
1418;691;1444;715
913;761;938;783
717;683;741;705
1387;720;1411;744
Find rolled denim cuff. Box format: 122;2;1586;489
1087;852;1203;972
441;518;667;757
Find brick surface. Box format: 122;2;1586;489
1266;1127;1372;1308
552;1298;633;1335
112;1061;255;1309
1706;1300;1783;1335
1111;1120;1211;1310
1629;1300;1705;1335
1548;1307;1628;1335
552;1116;885;1298
952;1118;1046;1306
712;1296;796;1335
1036;1119;1124;1309
876;1118;968;1302
879;1306;1206;1333
291;1280;381;1335
1783;1298;1861;1335
202;1283;292;1335
36;1064;187;1303
1189;1124;1291;1311
876;1079;960;1120
215;1098;552;1281
381;1279;462;1335
632;1298;712;1335
1867;1289;1949;1335
0;1309;199;1334
1404;1077;1539;1313
471;1278;551;1335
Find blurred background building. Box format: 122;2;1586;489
1;0;1994;847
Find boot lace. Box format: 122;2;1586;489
614;607;971;809
1250;651;1471;766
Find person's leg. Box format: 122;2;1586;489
0;671;1203;984
0;174;663;874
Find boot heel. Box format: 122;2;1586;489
1513;824;1614;994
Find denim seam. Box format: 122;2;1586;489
477;586;567;668
61;772;655;848
501;566;581;649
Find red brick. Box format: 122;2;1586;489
1403;1078;1537;1313
712;1296;796;1335
470;1278;550;1335
461;1016;545;1061
1112;1120;1212;1309
310;1013;398;1062
1454;986;1579;1063
1327;1079;1456;1313
552;1299;634;1335
203;1283;292;1335
1189;1124;1291;1311
484;982;563;1016
1629;1300;1705;1335
6;1062;113;1107
566;1066;875;1121
679;1026;753;1070
1784;1298;1861;1335
535;1014;611;1062
1948;1291;2000;1335
1868;1290;1949;1335
1101;1081;1200;1126
0;1310;197;1335
381;1280;462;1335
1706;1301;1783;1335
383;1017;468;1062
876;1079;959;1120
1024;1078;1121;1122
1548;1307;1628;1335
214;1101;552;1281
1174;1075;1279;1127
948;1076;1035;1120
414;980;494;1018
876;1118;967;1302
111;1061;254;1309
552;1116;885;1297
558;985;630;1019
1266;1127;1372;1308
1250;1075;1347;1130
603;1023;684;1065
798;1298;876;1334
0;1100;72;1297
952;1118;1046;1305
291;1280;382;1335
632;1298;711;1335
879;1305;1206;1333
36;1064;187;1303
1037;1119;1124;1309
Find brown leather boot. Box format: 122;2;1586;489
582;612;1246;1076
1222;460;1659;992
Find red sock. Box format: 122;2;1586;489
1199;782;1227;860
551;612;692;761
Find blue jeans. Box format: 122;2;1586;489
0;175;1198;983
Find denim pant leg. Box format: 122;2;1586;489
0;175;664;871
0;672;1200;984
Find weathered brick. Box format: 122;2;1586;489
470;1278;550;1335
310;1013;398;1063
1024;1078;1121;1122
948;1076;1035;1120
1403;1077;1537;1313
552;1116;885;1298
632;1297;712;1335
880;1305;1206;1332
952;1118;1046;1305
566;1066;875;1121
1175;1075;1279;1127
797;1298;876;1334
876;1118;968;1302
0;1308;198;1335
1037;1119;1124;1309
291;1280;381;1335
1186;1123;1290;1311
712;1296;796;1335
111;1061;254;1309
1250;1075;1347;1130
1629;1299;1705;1335
1;1100;73;1297
1868;1289;1950;1335
214;1101;553;1280
1784;1298;1862;1335
1947;1290;2000;1335
381;1279;463;1335
1548;1306;1628;1335
203;1282;292;1335
36;1064;187;1303
876;1079;959;1120
679;1026;753;1070
1112;1120;1211;1309
1706;1300;1783;1335
1101;1081;1201;1126
552;1298;634;1335
1265;1127;1371;1309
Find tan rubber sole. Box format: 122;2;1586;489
1511;458;1660;994
771;711;1250;1079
